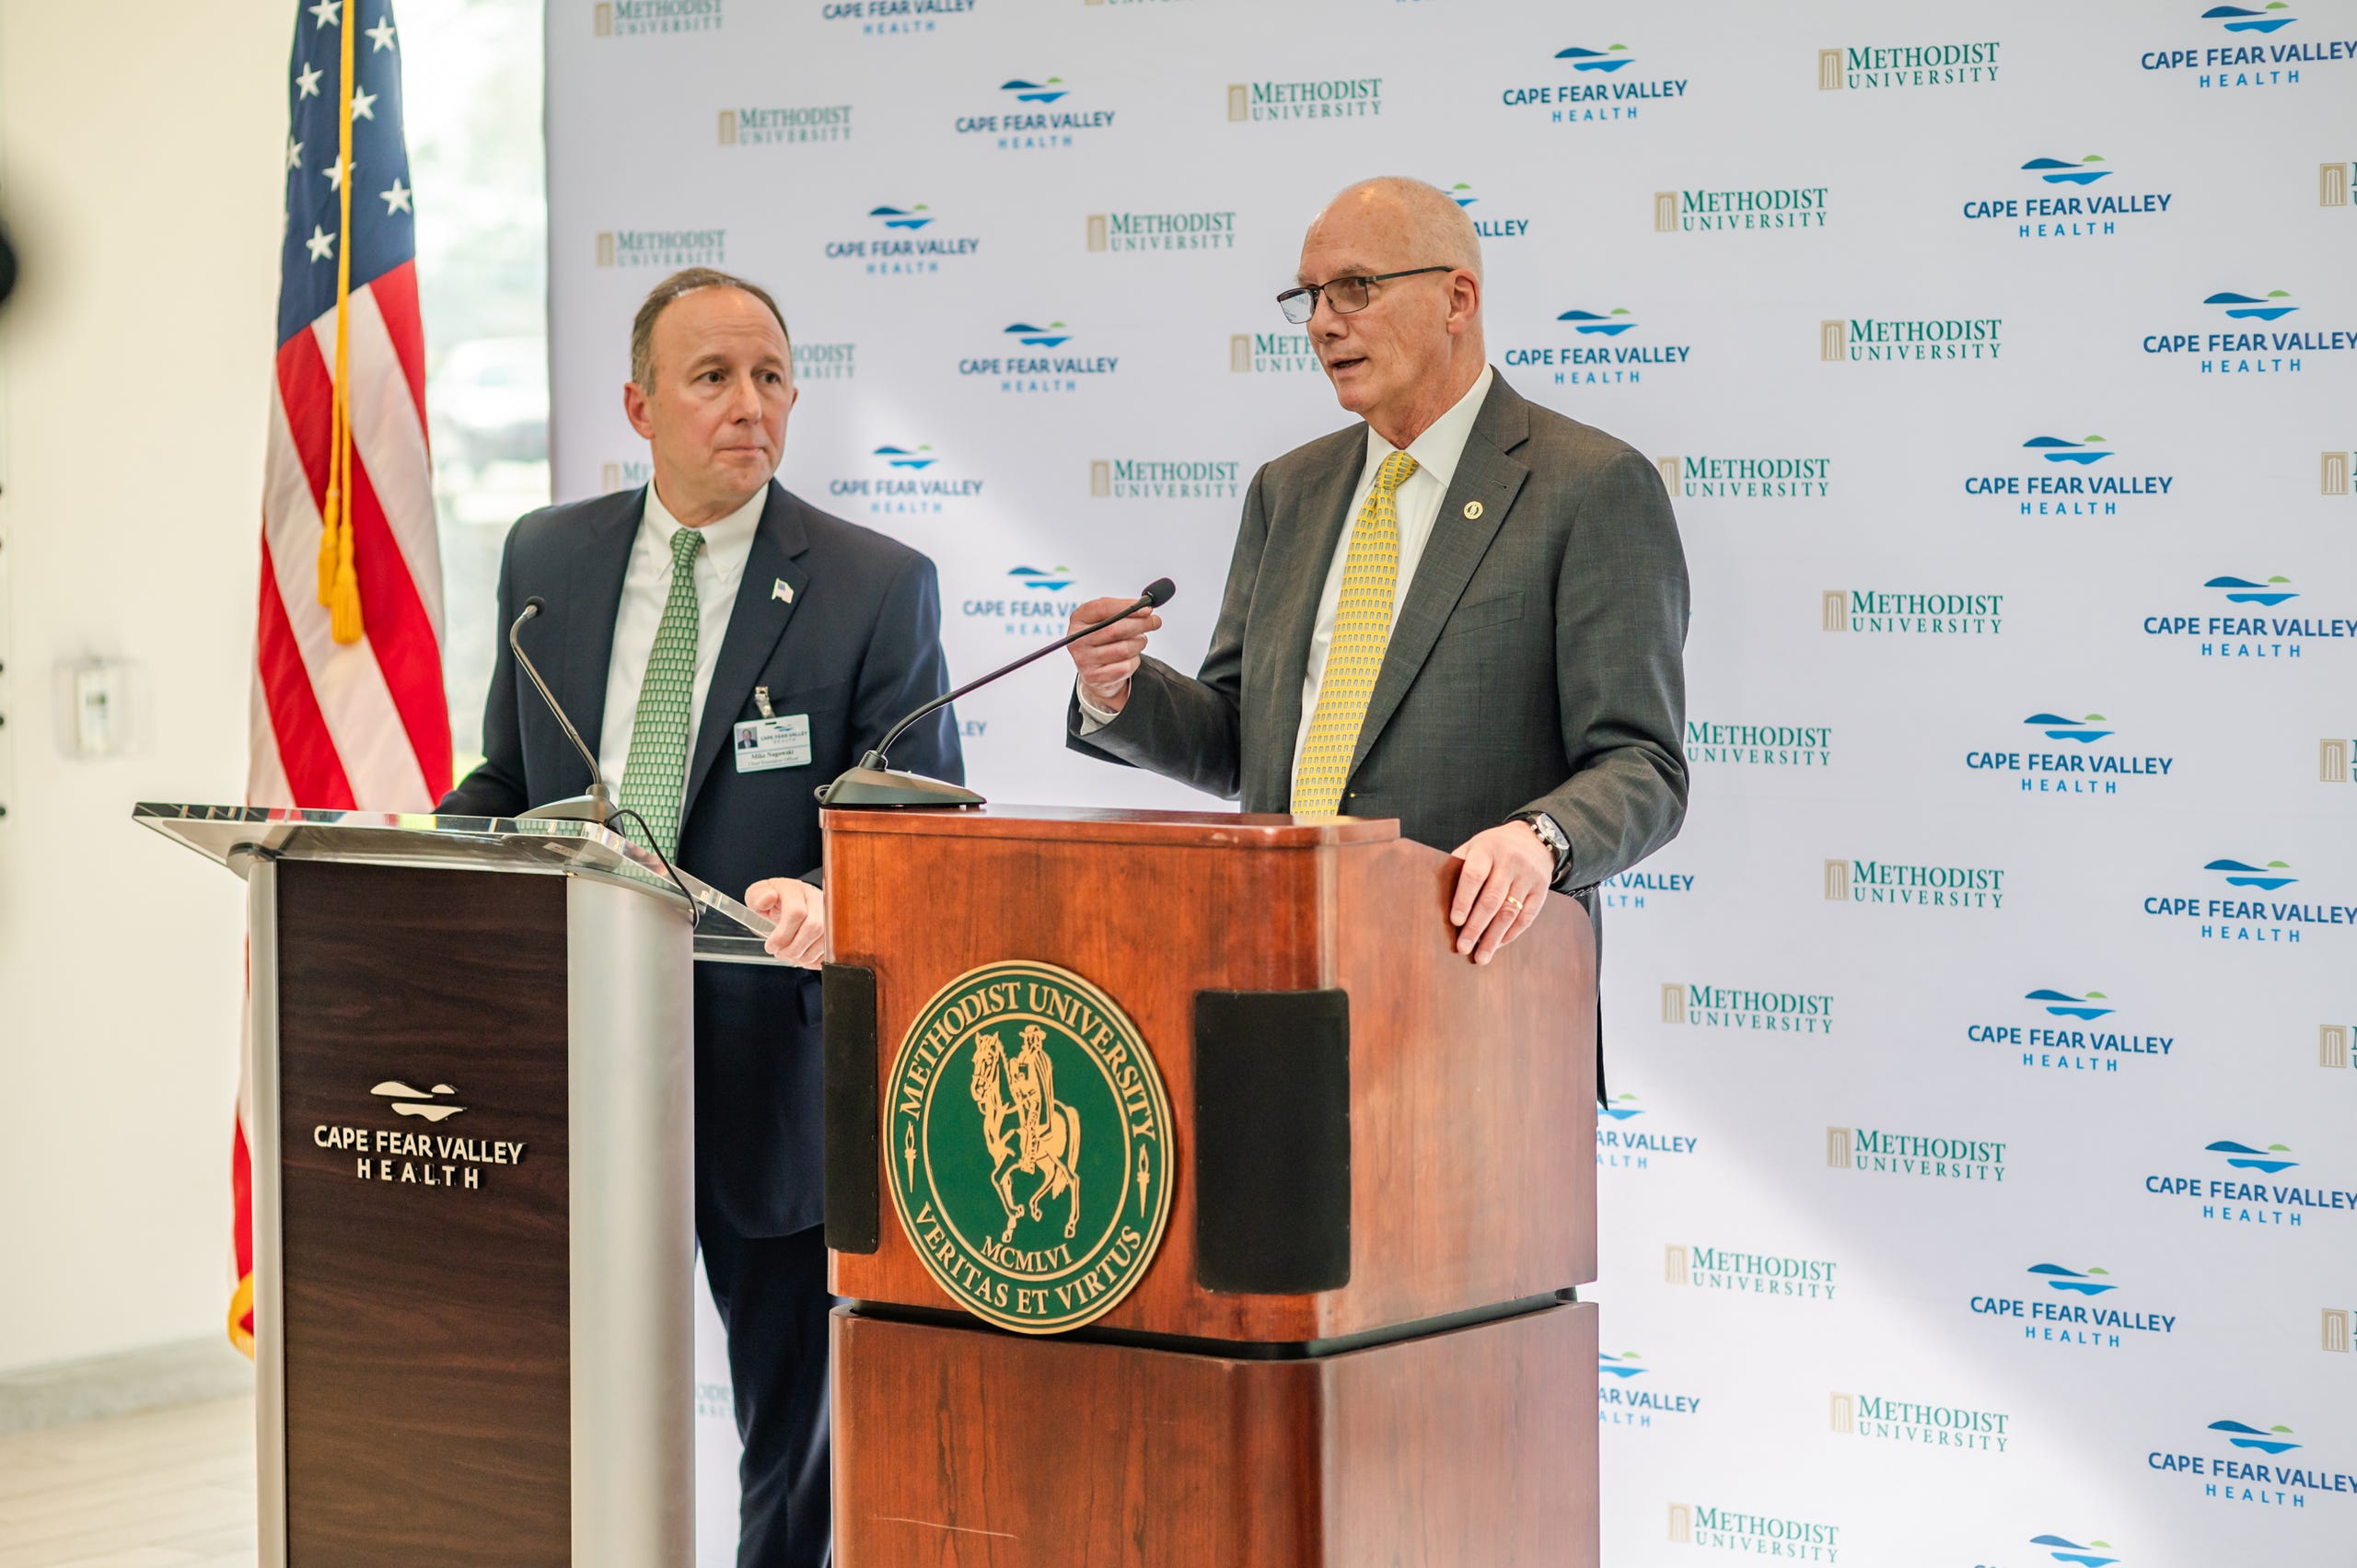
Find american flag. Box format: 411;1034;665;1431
235;0;449;1354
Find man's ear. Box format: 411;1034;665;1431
623;379;655;440
1447;271;1482;336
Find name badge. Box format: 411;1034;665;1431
732;714;812;772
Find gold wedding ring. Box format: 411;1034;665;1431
1505;894;1525;913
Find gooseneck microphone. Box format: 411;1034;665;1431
818;577;1176;808
508;596;618;824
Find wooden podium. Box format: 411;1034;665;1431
819;807;1599;1568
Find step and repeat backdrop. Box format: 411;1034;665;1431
544;1;2354;1562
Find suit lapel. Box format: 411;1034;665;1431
1256;429;1366;810
559;488;643;791
1349;379;1531;777
682;482;810;818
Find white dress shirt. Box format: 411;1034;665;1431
1077;365;1496;790
1286;363;1492;782
594;482;764;797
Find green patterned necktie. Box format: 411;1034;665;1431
618;525;706;859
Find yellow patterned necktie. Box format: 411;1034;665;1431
1293;448;1418;815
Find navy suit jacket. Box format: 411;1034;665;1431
441;480;961;1237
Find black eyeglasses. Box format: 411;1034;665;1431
1276;266;1451;325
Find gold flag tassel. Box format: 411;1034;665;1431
316;1;366;645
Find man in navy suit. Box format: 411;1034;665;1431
442;267;960;1568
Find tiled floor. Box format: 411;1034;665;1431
0;1398;256;1568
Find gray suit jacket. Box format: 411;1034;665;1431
1068;371;1689;911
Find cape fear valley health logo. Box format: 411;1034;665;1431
1666;1503;1843;1559
308;1081;528;1191
1657;453;1829;500
2026;1537;2123;1567
2142;855;2357;945
1960;156;2177;241
1666;1243;1840;1302
1596;1094;1699;1172
717;103;851;146
2142;287;2353;373
825;203;981;275
1820;315;2003;363
2144;1137;2357;1227
1822;587;2005;635
1966;434;2177;517
2143;574;2353;660
1829;1390;2013;1453
1969;1262;2178;1353
1499;43;1689;128
1653;185;1829;235
1445;182;1531;241
828;443;982;517
2150;1417;2357;1510
593;0;721;37
1503;305;1692;389
964;564;1079;639
1600;866;1695;911
2140;4;2357;87
960;319;1120;394
1597;1351;1704;1430
955;76;1117;150
1817;41;2001;89
1972;987;2177;1081
1827;1124;2008;1184
1661;981;1834;1035
1824;857;2007;911
1964;710;2177;800
821;0;977;38
1225;76;1382;123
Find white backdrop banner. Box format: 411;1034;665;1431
545;2;2357;1562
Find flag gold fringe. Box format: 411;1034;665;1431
227;1272;256;1361
316;1;365;645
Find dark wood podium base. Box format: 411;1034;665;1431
832;1301;1597;1568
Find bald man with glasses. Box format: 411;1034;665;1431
1064;177;1688;1088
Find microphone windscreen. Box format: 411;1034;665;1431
523;595;549;615
1141;577;1176;608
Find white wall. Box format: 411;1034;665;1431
0;1;288;1375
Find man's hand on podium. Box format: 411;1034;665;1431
1065;595;1165;715
747;877;827;968
1448;823;1552;965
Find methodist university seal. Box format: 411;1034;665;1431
885;960;1174;1334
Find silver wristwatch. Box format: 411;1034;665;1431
1516;811;1572;881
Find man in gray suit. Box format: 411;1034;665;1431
1065;175;1687;979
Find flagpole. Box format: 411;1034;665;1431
319;0;364;645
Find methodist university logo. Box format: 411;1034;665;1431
886;961;1174;1334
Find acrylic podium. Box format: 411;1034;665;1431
818;806;1600;1568
135;803;776;1568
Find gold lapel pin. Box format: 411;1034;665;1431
1463;500;1484;520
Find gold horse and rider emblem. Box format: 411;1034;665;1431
886;960;1174;1334
972;1024;1086;1242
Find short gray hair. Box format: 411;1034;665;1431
630;267;790;387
